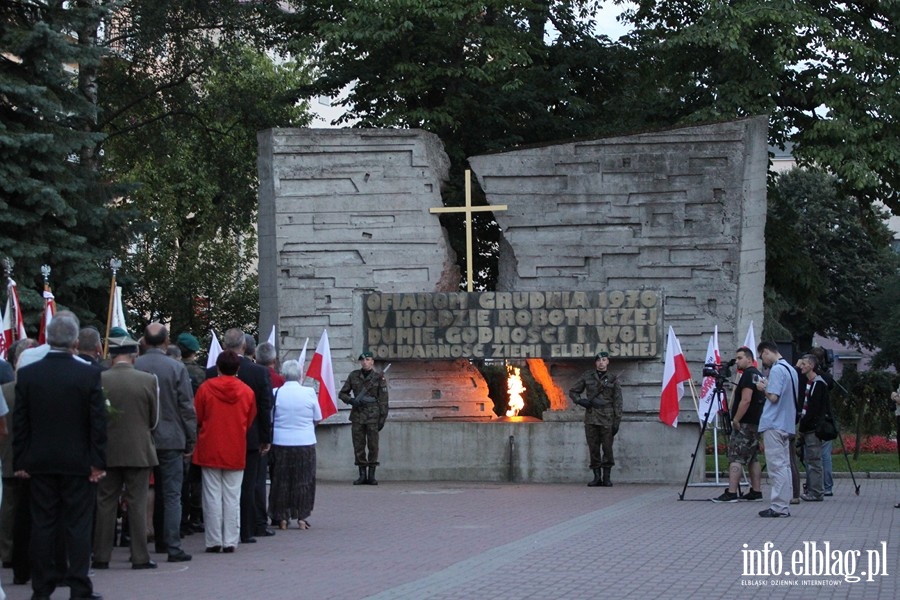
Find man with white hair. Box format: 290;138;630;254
14;313;107;599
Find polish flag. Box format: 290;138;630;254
743;321;758;368
697;326;721;423
206;330;223;369
660;326;691;427
306;330;337;419
2;279;28;359
266;324;276;347
36;290;56;345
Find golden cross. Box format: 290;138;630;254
430;170;507;292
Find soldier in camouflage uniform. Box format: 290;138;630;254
338;351;389;485
568;351;623;487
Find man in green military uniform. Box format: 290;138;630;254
569;351;623;487
176;333;206;395
338;351;389;485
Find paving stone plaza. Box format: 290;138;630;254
3;478;896;599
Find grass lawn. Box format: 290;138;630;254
706;451;899;473
704;430;899;473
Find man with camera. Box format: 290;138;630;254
569;351;623;487
755;341;799;518
711;347;766;503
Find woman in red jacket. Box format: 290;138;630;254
193;350;256;553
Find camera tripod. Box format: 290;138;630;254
826;379;861;496
678;372;733;500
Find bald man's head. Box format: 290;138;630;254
144;322;168;348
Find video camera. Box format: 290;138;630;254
701;358;737;382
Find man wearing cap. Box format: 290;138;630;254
92;333;160;570
176;333;206;395
339;352;389;485
569;351;623;487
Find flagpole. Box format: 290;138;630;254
686;377;700;413
102;258;122;358
4;257;24;343
2;258;13;340
40;265;55;310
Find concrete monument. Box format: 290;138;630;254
257;116;768;483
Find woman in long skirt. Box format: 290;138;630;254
269;360;321;529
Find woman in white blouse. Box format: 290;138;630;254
268;360;321;529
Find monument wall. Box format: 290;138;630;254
257;129;494;422
257;117;768;483
468;117;768;421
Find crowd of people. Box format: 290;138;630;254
0;316;324;600
709;342;841;516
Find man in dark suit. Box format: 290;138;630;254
206;328;273;543
13;312;107;600
92;333;160;570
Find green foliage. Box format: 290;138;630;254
102;41;311;334
0;0;130;330
763;168;898;349
282;0;642;289
871;275;900;371
624;0;900;212
832;366;898;438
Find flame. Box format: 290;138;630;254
505;366;526;417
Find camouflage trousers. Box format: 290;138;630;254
585;423;615;469
727;424;760;465
352;422;380;467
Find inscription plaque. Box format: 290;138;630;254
364;291;661;360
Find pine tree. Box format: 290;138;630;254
0;1;126;330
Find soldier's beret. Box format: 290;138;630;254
595;351;610;359
358;351;374;360
176;332;200;352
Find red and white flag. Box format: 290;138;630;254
36;289;56;345
660;326;691;427
2;279;28;358
306;329;337;420
697;326;721;423
743;320;758;368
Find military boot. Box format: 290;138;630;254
600;467;613;487
367;466;378;485
587;468;602;487
353;466;367;485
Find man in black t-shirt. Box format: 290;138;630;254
711;346;767;503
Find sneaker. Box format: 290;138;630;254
740;490;764;501
711;491;739;503
790;497;800;505
824;491;833;497
759;508;790;518
800;493;823;502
